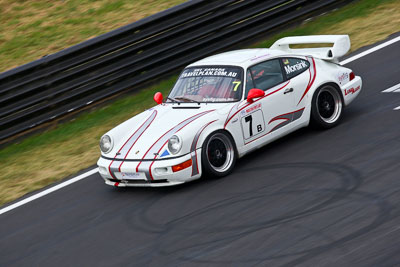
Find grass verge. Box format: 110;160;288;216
1;0;400;205
0;0;186;73
251;0;400;51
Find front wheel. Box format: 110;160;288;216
201;131;237;178
311;85;343;129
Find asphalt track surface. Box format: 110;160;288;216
1;33;400;266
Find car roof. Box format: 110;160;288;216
187;48;287;69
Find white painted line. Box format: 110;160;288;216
0;168;98;216
2;35;400;216
381;83;400;110
340;36;400;65
382;83;400;93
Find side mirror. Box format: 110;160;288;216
153;92;163;104
247;88;264;103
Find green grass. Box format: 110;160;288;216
0;76;177;205
251;0;399;50
0;0;400;205
0;0;186;72
0;76;177;160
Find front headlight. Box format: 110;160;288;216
100;135;113;153
168;135;182;155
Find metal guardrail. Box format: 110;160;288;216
0;0;353;142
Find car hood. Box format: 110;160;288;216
103;103;235;160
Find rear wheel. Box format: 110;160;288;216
201;131;237;178
311;85;343;129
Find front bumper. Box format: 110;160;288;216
97;152;202;187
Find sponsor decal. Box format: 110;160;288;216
121;172;141;179
338;72;349;84
284;61;307;74
203;97;235;102
345;85;360;96
181;68;238;78
245;103;261;113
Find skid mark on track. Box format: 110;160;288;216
118;162;392;266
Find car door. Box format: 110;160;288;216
240;58;294;145
281;57;311;109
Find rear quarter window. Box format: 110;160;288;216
282;58;310;79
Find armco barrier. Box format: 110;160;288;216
0;0;353;142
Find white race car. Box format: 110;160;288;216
97;35;362;187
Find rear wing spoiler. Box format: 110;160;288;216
270;35;351;63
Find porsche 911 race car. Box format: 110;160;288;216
97;35;362;187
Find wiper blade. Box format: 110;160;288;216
166;97;179;103
174;97;200;104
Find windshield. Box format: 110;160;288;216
167;66;244;103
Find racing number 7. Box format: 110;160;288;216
243;111;264;139
245;115;253;136
232;81;241;91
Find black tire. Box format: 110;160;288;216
310;84;343;129
201;130;237;178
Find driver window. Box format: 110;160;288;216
249;59;284;91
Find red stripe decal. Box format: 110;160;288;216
224;81;290;128
108;160;117;179
224;103;239;126
135;110;215;180
115;111;156;156
147;112;214;180
267;118;290;134
107;110;157;178
118;110;157;172
245;107;305;145
191;120;217;176
297;57;316;105
194;150;199;174
269;117;290;125
268;107;306;124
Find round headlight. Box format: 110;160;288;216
100;135;113;153
168;135;182;155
